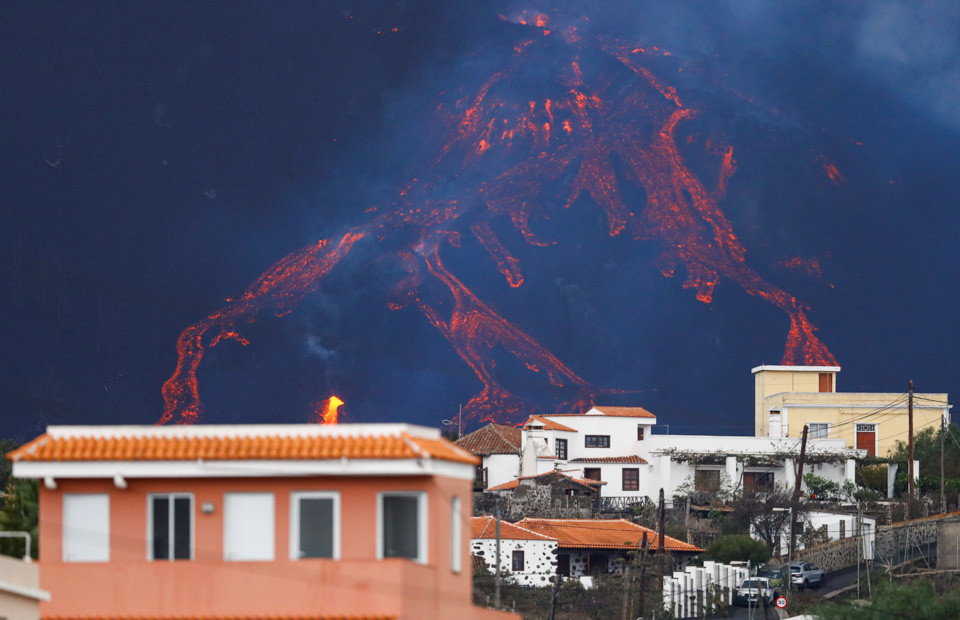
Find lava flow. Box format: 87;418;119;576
312;396;344;424
161;12;836;426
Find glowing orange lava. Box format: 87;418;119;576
313;396;344;424
161;15;836;426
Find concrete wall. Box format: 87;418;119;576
936;521;960;569
0;553;47;620
484;454;521;490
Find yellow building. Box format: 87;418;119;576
753;365;951;457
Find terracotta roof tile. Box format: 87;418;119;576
590;406;657;418
522;415;577;432
514;518;702;553
471;516;556;541
46;616;395;620
568;455;648;464
9;427;478;465
456;424;521;455
486;471;605;491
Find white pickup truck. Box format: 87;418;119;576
734;577;776;606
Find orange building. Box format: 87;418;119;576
9;423;519;620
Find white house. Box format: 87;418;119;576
520;406;863;504
456;423;521;490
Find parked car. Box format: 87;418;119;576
756;565;784;589
735;577;776;606
787;561;824;589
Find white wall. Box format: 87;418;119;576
483;453;521;490
471;537;558;587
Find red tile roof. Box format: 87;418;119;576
456;424;521;455
46;616;396;620
569;455;648;464
471;516;556;541
8;426;479;465
486;471;605;491
522;415;577;432
514;518;702;553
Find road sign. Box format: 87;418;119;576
775;596;788;609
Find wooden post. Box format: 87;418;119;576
789;425;809;557
908;380;915;500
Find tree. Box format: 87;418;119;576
722;490;799;551
702;534;770;565
0;478;39;560
804;473;841;500
889;423;960;502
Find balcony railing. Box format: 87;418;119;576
598;495;652;513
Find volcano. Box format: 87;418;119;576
160;10;837;428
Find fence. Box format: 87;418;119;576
662;561;750;618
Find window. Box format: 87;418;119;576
378;492;427;563
743;472;774;495
290;492;339;560
63;494;109;562
451;497;462;573
224;492;275;561
512;549;525;572
149;494;193;560
474;466;488;491
637;425;645;441
556;438;568;460
585;435;610;448
583;468;602;481
809;423;829;439
622;468;639;491
694;469;720;493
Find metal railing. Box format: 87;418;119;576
598;495;651;513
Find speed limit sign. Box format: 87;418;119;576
775;596;788;609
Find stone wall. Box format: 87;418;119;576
781;511;960;572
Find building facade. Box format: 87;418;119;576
9;423;518;620
518;407;861;504
753;365;951;457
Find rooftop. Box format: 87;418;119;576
471;516;556;541
456;423;521;455
8;424;478;465
515;518;703;553
486;470;606;491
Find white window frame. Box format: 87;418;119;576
809;423;830;439
289;491;340;560
450;496;462;573
62;493;110;563
377;491;428;564
223;492;275;562
147;493;194;561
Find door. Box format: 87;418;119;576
557;553;570;576
856;424;876;456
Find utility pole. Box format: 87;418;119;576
495;507;502;609
908;380;915;500
941;410;947;514
657;488;666;553
637;531;650;620
547;570;562;620
789;425;809;557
